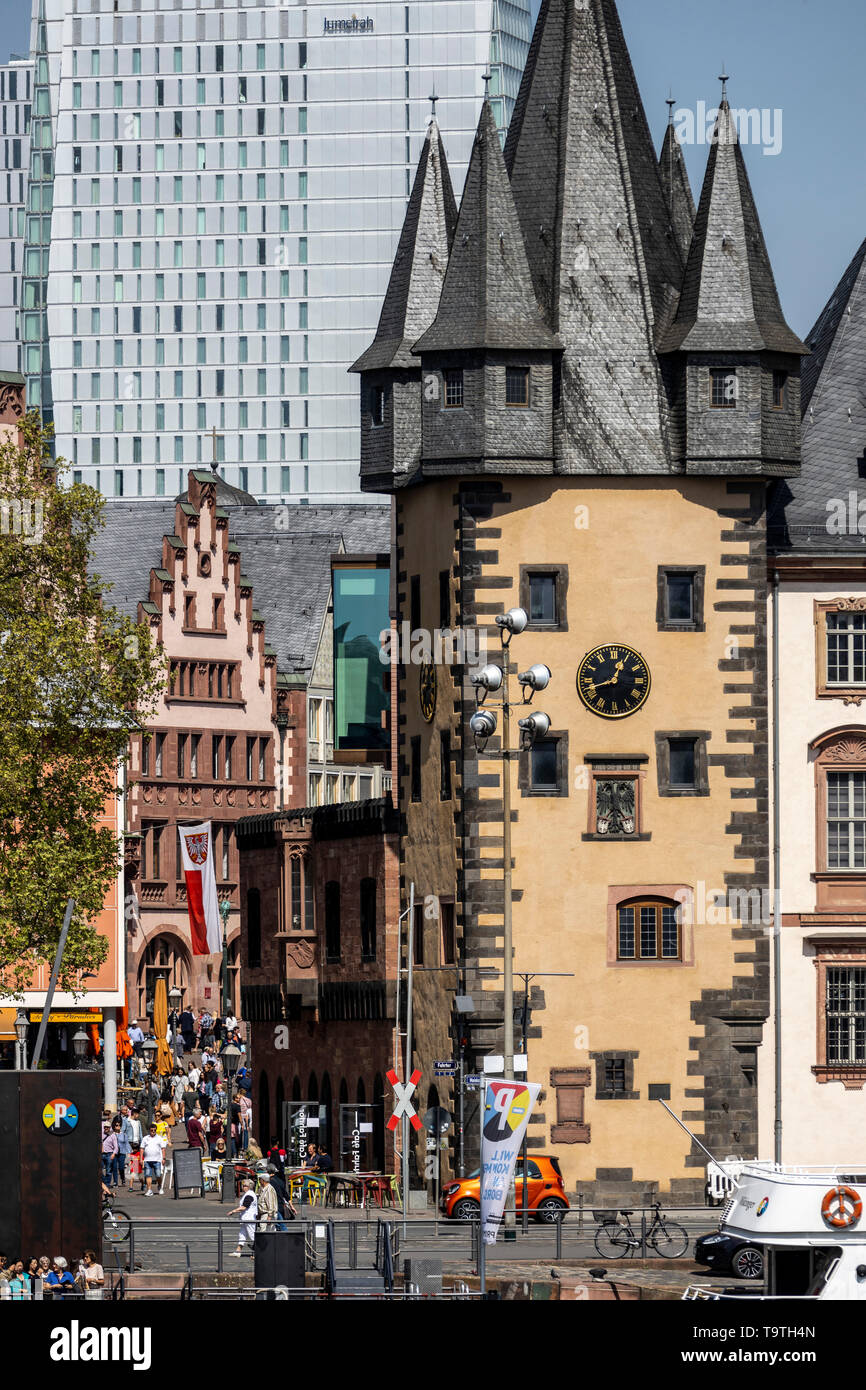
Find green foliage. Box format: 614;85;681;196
0;414;164;994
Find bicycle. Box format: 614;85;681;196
102;1194;132;1244
593;1202;689;1259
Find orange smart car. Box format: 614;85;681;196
441;1155;569;1223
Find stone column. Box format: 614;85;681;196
103;1008;117;1113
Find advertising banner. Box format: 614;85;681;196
480;1079;541;1245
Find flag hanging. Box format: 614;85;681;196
480;1079;542;1245
178;821;222;956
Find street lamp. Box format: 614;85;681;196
14;1009;28;1071
168;986;182;1067
140;1035;158;1128
219;898;232;1038
221;1041;241;1180
471;609;552;1237
72;1027;89;1069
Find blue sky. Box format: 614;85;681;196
2;0;863;336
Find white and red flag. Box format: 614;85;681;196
178;821;222;956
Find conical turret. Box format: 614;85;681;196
659;102;696;264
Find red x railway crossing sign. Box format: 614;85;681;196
386;1068;423;1131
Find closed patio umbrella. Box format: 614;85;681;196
153;977;173;1076
116;984;133;1059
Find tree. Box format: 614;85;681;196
0;415;164;994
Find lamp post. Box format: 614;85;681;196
140;1035;158;1128
219;898;232;1039
221;1041;241;1198
72;1027;89;1070
471;608;552;1237
168;986;182;1067
14;1009;28;1071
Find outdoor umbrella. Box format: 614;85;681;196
153;977;173;1076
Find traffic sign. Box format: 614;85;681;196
464;1074;484;1088
423;1105;451;1134
386;1068;423;1132
433;1060;457;1075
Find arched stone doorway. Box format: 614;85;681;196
136;932;191;1020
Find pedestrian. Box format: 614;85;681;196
212;1080;227;1115
267;1162;296;1221
127;1108;144;1191
228;1180;258;1256
267;1136;286;1178
256;1170;284;1232
185;1108;206;1153
45;1257;76;1297
140;1122;166;1197
78;1249;104;1296
179;1005;195;1055
101;1118;119;1186
109;1117;125;1187
170;1066;186;1126
224;1008;238;1035
187;1060;202;1091
7;1261;29;1300
239;1092;251;1151
207;1106;224;1160
127;1019;144;1058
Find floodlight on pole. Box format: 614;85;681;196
517;664;551;698
495;607;528;642
517;711;551;747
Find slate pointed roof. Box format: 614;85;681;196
351;118;458;373
413;100;559;354
769;234;866;543
659;118;696;264
501;0;686;472
659;100;807;355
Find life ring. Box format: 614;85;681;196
821;1186;862;1228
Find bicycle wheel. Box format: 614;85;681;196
594;1222;629;1258
650;1221;689;1258
103;1207;131;1243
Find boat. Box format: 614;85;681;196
687;1160;866;1300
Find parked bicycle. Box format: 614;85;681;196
102;1194;131;1244
593;1202;689;1259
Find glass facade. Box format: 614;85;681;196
6;0;532;499
332;564;390;752
0;59;32;374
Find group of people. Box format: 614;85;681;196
0;1252;104;1300
127;1006;243;1062
227;1143;335;1255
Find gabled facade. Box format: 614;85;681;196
766;234;866;1160
355;0;806;1199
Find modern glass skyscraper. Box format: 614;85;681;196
0;57;32;375
18;0;531;500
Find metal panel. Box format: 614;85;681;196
0;1072;21;1254
19;1071;101;1264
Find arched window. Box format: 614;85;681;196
247;887;261;968
325;880;341;961
291;1076;301;1103
275;1077;285;1147
373;1073;385;1172
356;1077;366;1104
320;1072;333;1156
360;877;376;961
616;897;681;961
217;938;240;1016
137;933;190;1019
307;1072;318;1103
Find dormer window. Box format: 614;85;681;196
506;365;530;407
710;368;737;408
443;369;464;409
371;385;386;427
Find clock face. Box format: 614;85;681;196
419;662;437;722
576;644;651;719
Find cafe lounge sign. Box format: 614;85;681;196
323;14;374;33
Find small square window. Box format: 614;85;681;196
666;573;693;623
520;565;567;632
710;367;737;408
443;369;463;409
529;574;556;624
656;732;708;797
657;566;704;632
505;365;529;407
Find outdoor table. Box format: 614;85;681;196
324;1172;385;1210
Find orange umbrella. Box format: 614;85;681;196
116;983;133;1060
153;976;173;1076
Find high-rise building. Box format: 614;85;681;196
15;0;532;499
0;57;32;374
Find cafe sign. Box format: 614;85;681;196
29;1010;103;1023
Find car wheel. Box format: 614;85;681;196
732;1245;764;1280
451;1198;480;1222
535;1197;567;1224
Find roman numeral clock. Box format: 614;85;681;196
577;644;651;719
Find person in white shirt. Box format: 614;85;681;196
229;1181;258;1256
140;1123;167;1196
224;1013;238;1034
187;1064;201;1090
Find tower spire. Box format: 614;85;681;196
719;64;730;104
